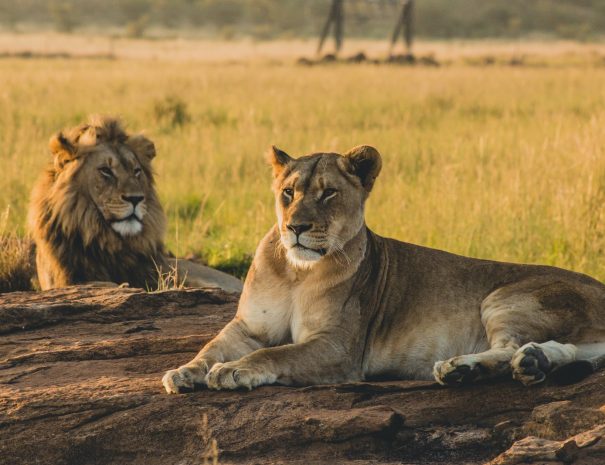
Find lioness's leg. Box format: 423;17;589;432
514;341;605;385
434;339;586;386
206;337;357;390
434;277;604;386
434;288;538;385
162;319;264;394
433;337;518;385
510;340;577;385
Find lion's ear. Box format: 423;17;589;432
49;132;77;171
343;145;382;192
127;134;156;161
77;125;98;146
267;146;292;177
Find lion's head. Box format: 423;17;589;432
267;145;382;269
28;115;166;289
46;116;163;240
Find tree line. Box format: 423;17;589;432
0;0;602;40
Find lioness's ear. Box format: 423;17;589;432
49;132;77;171
127;134;156;161
267;145;292;177
343;145;382;192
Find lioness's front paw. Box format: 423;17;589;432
511;343;551;386
162;362;209;394
206;362;273;391
433;355;484;386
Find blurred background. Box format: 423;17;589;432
1;0;604;41
2;0;605;290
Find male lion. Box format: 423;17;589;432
163;145;605;393
29;116;242;293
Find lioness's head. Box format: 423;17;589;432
47;116;162;239
268;145;382;269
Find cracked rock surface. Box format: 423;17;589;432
1;285;605;465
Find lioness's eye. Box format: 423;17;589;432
98;167;114;178
321;188;338;201
283;188;294;199
134;168;142;178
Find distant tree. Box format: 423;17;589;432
317;0;344;55
390;0;414;55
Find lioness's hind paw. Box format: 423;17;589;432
433;356;483;386
511;343;551;386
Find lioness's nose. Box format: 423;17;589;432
122;195;144;207
287;223;312;236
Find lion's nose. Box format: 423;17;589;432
122;195;145;207
287;223;312;236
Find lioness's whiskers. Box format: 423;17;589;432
325;232;351;266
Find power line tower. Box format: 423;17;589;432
389;0;414;56
317;0;345;55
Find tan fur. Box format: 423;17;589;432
28;116;168;290
163;145;605;393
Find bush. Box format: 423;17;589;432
153;95;191;129
126;14;150;38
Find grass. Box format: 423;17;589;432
2;38;605;285
199;413;219;465
0;208;34;293
150;260;187;293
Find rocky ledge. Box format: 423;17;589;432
1;285;604;465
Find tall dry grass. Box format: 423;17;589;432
0;208;34;292
1;44;605;281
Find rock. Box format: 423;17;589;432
296;56;314;66
523;401;605;440
1;285;604;465
320;53;337;63
488;424;605;465
346;52;367;63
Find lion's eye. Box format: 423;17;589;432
321;188;338;201
283;188;294;199
98;167;114;179
134;168;142;178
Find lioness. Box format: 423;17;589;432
163;145;605;393
29;116;242;293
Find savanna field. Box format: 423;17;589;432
2;37;605;283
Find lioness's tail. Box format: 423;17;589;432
550;354;605;385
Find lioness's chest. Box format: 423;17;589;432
241;288;292;345
243;286;335;345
